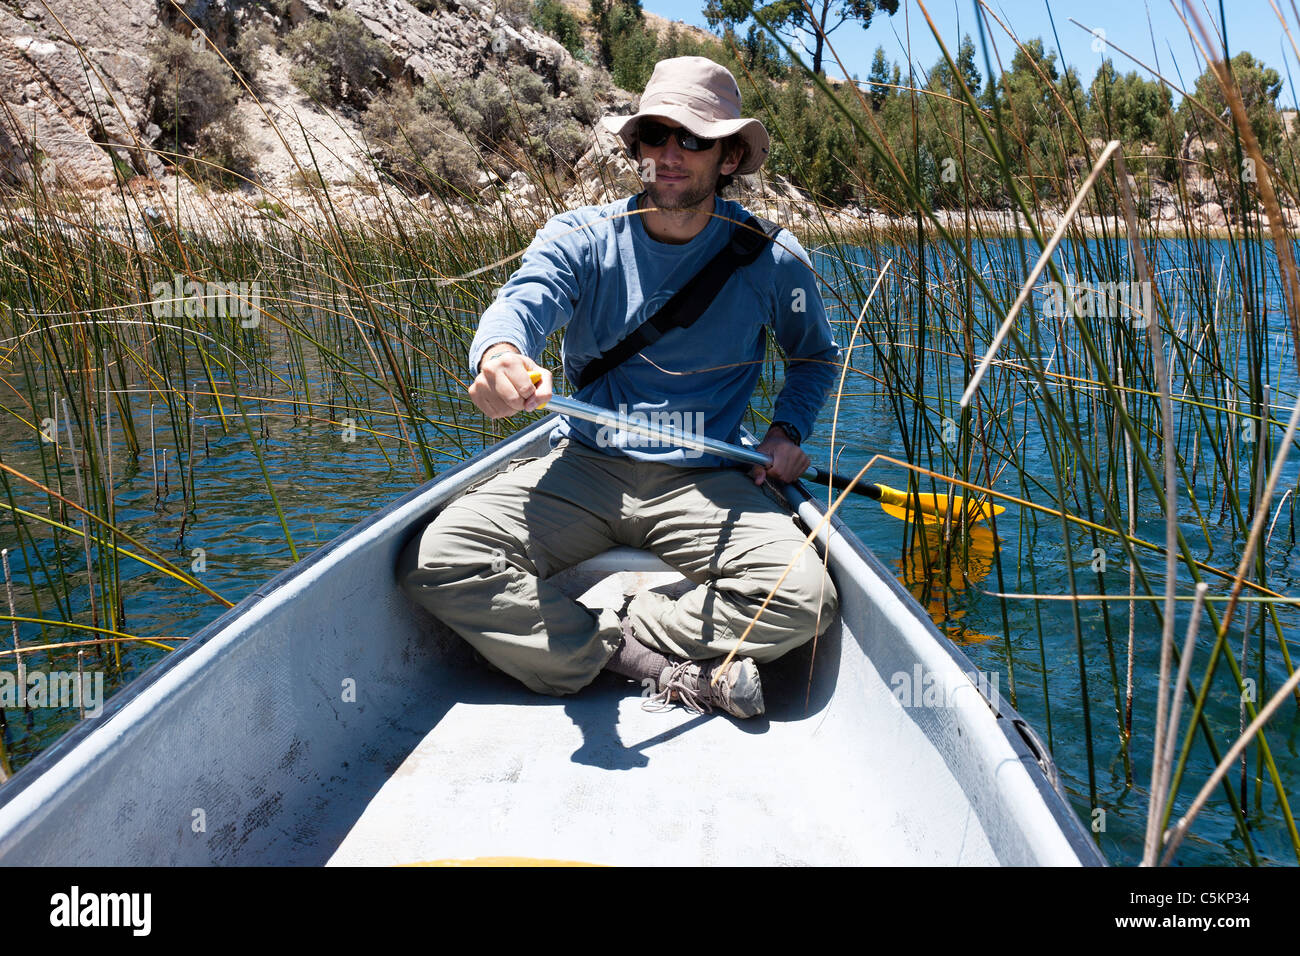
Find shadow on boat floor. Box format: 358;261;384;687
302;622;839;864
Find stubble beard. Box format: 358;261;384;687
642;156;722;212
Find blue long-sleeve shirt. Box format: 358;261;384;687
468;193;841;467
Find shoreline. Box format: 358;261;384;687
0;180;1289;245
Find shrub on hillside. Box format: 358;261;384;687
193;116;256;188
148;27;252;187
420;69;595;176
233;19;277;90
287;10;389;109
505;66;594;165
607;7;656;91
362;86;481;197
445;73;515;144
441;68;555;145
533;0;585;59
494;0;533;28
149;28;240;146
551;121;589;165
558;63;600;124
506;64;549;109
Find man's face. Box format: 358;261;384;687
636;119;741;213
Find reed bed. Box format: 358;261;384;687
0;0;1298;864
776;1;1300;865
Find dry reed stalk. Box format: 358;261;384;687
803;261;893;707
1161;649;1300;864
1111;149;1180;865
1154;582;1209;832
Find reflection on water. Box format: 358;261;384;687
894;518;1000;645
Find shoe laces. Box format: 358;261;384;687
642;659;722;715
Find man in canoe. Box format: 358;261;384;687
399;56;840;719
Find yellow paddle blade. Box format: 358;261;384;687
896;522;998;587
876;485;1005;525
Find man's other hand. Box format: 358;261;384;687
469;345;553;419
748;427;809;486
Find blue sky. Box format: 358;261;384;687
642;1;1299;105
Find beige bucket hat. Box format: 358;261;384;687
599;56;770;174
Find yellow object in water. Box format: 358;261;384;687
893;519;1000;643
877;490;1003;526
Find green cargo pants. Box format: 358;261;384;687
397;437;838;696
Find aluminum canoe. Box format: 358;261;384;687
0;417;1105;866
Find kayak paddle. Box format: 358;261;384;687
525;370;1003;524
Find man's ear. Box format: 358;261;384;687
721;140;744;176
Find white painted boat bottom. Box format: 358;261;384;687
329;557;997;866
329;694;947;867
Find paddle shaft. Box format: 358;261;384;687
542;392;883;500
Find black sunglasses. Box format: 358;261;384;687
636;120;718;152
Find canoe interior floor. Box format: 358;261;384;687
327;562;991;866
329;656;906;866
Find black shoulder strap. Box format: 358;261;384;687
575;213;781;391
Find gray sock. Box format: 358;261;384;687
604;621;672;683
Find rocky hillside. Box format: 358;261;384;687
6;0;876;239
1;0;840;232
1;0;161;188
0;0;594;186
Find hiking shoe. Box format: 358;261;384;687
645;656;765;719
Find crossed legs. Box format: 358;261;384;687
397;439;838;697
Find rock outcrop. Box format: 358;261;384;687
0;0;602;193
0;0;162;189
344;0;569;88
